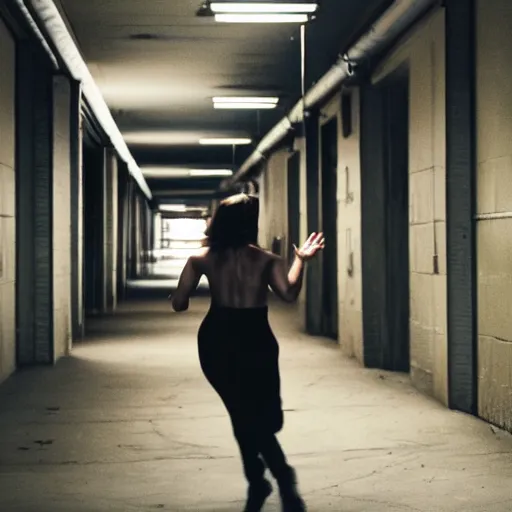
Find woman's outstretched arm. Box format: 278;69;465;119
268;232;325;303
170;257;202;312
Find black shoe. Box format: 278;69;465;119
278;468;307;512
243;479;273;512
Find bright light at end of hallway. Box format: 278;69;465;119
199;138;252;145
210;3;318;14
215;13;309;23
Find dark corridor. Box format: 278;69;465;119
361;69;410;372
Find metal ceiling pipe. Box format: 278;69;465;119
14;0;152;200
12;0;59;69
225;0;438;188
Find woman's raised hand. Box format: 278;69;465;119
293;232;325;262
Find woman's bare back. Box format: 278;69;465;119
171;234;323;312
197;245;277;308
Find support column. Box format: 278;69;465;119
445;0;477;414
132;192;141;278
70;81;84;339
96;147;108;312
105;148;118;311
16;45;56;364
16;45;73;363
52;74;73;357
154;213;162;250
117;163;130;300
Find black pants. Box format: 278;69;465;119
235;428;292;485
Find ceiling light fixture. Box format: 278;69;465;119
214;13;309;23
189;169;234;176
212;96;279;109
210;2;318;14
159;204;188;212
214;102;277;109
213;96;279;104
199;138;252;145
142;167;234;178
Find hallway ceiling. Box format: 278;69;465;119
57;0;391;201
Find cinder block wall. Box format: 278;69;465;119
0;19;16;382
372;10;448;403
258;150;288;254
52;77;72;359
476;0;512;430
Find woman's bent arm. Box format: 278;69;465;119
268;256;305;303
170;257;202;312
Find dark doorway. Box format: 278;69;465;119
83;144;105;315
287;151;301;265
361;67;410;372
305;114;323;335
383;74;410;372
320;117;339;340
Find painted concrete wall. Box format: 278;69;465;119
258;150;288;254
258;148;310;321
0;19;16;382
322;91;364;361
372;10;448;403
53;76;73;360
476;0;512;430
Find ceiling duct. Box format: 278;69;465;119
14;0;152;200
223;0;439;189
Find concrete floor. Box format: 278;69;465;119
1;297;512;511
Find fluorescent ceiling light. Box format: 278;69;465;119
214;102;277;109
210;3;318;14
189;169;233;176
160;204;188;212
215;13;309;23
199;138;252;145
142;168;190;178
213;97;279;104
142;167;234;178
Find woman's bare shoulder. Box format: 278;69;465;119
248;245;280;262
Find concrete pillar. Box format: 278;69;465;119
105;148;118;311
133;192;142;277
0;17;16;382
154;213;162;249
52;75;73;358
16;44;72;364
96;147;108;312
117;163;130;300
70;82;84;339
